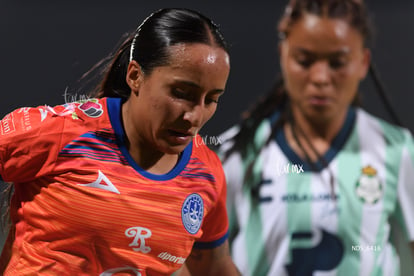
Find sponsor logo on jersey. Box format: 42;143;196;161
281;193;338;203
78;99;103;118
0;113;16;135
17;107;33;131
78;170;120;194
158;252;186;264
125;226;152;253
286;229;344;275
355;165;382;204
43;103;77;117
38;103;78;121
39;108;49;122
181;193;204;234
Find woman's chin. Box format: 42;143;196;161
158;139;192;155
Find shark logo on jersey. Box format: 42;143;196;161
78;99;103;118
38;103;80;121
42;104;77;118
182;193;204;234
355;165;382;204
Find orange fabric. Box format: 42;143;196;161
0;98;228;275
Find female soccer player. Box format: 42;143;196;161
0;8;240;276
218;0;414;275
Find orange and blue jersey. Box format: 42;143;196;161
0;97;229;275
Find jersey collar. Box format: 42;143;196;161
274;107;356;172
106;97;192;181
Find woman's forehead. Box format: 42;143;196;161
166;43;229;68
286;14;365;50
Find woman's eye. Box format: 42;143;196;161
329;59;346;69
172;89;190;100
205;98;219;104
296;58;313;68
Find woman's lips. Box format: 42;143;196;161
167;129;194;144
308;96;331;106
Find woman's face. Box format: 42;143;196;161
126;43;230;154
280;13;370;124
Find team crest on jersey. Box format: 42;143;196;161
78;99;103;118
355;165;383;204
182;193;204;234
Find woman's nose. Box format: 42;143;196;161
183;104;203;128
309;61;331;86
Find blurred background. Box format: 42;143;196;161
0;0;413;136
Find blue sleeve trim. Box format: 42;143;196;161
193;231;229;249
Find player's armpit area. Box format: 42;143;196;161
175;240;240;276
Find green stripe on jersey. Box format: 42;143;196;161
244;121;270;276
336;127;362;276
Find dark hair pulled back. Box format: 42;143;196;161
94;8;228;99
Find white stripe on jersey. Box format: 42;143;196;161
357;110;387;276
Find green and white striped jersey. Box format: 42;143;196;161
219;108;414;276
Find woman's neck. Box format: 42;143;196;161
286;106;348;161
127;141;179;175
121;101;179;175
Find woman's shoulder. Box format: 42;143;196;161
356;108;412;145
192;135;222;162
217;115;276;153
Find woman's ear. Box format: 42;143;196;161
358;48;371;80
278;42;282;57
126;60;143;96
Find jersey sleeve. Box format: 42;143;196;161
215;121;273;244
193;148;229;249
0;105;66;182
395;129;414;241
215;125;244;243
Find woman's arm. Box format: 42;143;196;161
176;240;240;276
